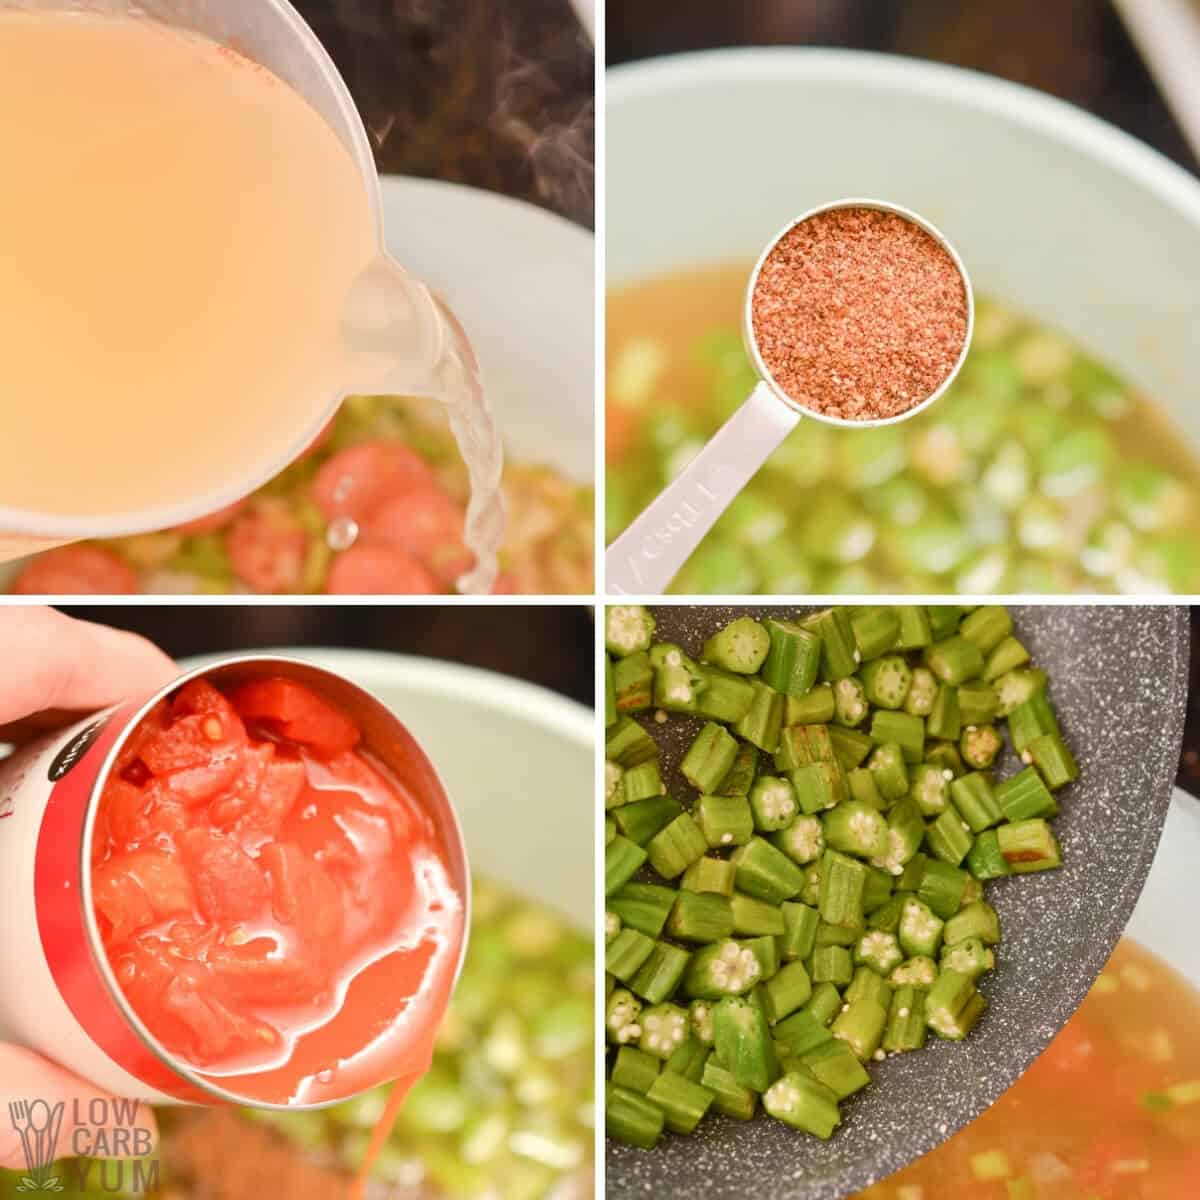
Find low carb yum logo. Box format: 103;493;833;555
8;1098;65;1191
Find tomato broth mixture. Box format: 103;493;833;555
91;676;464;1106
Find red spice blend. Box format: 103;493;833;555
750;206;969;421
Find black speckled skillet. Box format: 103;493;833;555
606;605;1189;1200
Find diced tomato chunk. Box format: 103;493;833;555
93;850;194;943
260;842;343;947
234;756;306;846
158;971;282;1066
115;701;170;779
325;542;440;595
225;498;311;594
310;440;435;523
180;829;269;927
11;546;139;595
172;679;242;724
366;488;473;587
229;677;360;756
209;937;329;1004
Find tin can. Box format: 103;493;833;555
0;655;470;1108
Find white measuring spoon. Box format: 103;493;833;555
605;199;975;595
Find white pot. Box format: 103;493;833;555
607;49;1200;440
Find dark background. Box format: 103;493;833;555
59;606;594;708
291;0;594;226
607;0;1198;173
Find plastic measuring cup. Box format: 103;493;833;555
0;0;497;581
605;199;974;596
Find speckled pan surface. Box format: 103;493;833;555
606;605;1189;1200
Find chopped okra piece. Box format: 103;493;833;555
735;679;785;752
760;619;822;696
715;742;760;796
910;762;951;816
683;940;762;999
997;819;1062;873
925;740;966;777
867;742;908;801
749;775;798;831
785;683;836;725
680;856;737;896
607;928;656;984
995;766;1059;822
958;679;1000;726
926;635;985;685
822;802;889;860
606;988;644;1045
861;655;913;710
606;1082;664;1149
646;1069;714;1135
855;930;904;976
689;999;715;1046
732;837;806;903
831;997;888;1062
960;605;1013;654
730;892;786;938
1026;732;1079;790
681;722;739;793
771;814;825;865
799;862;822;907
940;936;996;982
802;981;844;1027
667;892;734;944
819;850;868;929
713;995;780;1093
779;902;820;962
606;605;657;657
802;608;859;681
646;813;708;880
961;723;1003;769
638;1002;690;1059
606;835;647;897
917;860;972;920
844;965;894;1011
1008;691;1061;753
889;955;939;990
926;969;987;1040
871;798;925;877
763;1071;842;1139
895;605;933;649
605;760;626;810
632;941;694;1004
899;897;945;959
702;1058;758;1120
867;893;907;935
897;851;928;895
847;766;886;810
810;945;854;987
694;793;753;849
621;760;665;806
928;683;962;741
762;960;814;1023
789;761;848;815
606;911;622;945
950;772;1002;832
833;676;870;727
926;605;965;639
904;666;938;716
616;795;683;846
884;985;928;1053
799;1038;871;1099
611;882;676;938
694;665;756;724
665;1036;709;1083
870;709;925;762
815;921;859;949
774;1009;834;1057
606;654;617;727
613;651;653;713
850;606;900;661
829;724;876;771
983;635;1031;681
611;1045;661;1094
926;806;974;867
606;716;659;768
775;723;835;770
994;667;1048;716
703;617;771;675
862;865;894;914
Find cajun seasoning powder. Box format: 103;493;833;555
750;206;969;421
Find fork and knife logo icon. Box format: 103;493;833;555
8;1099;65;1192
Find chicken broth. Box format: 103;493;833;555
607;265;1200;595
